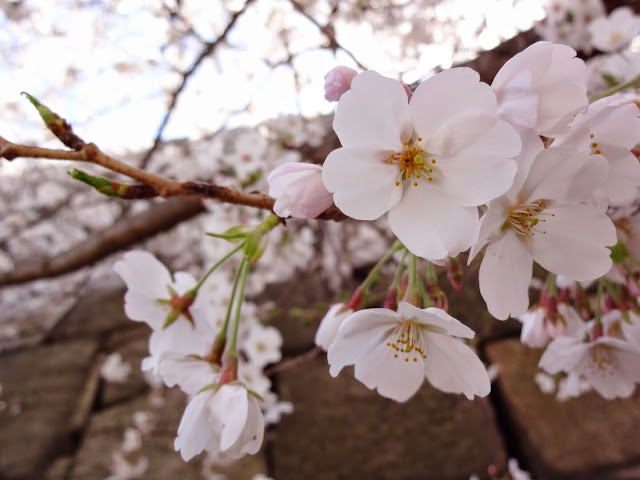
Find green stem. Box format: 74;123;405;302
189;242;245;295
595;277;606;325
590;75;640;103
392;249;409;289
218;257;246;345
228;257;250;356
360;239;405;291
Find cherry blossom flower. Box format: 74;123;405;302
175;384;264;461
554;97;640;205
314;303;353;351
539;333;640;399
323;69;520;261
589;7;640;52
114;251;214;374
101;352;132;383
327;302;490;402
472;133;616;320
518;303;585;348
243;325;283;368
267;163;334;219
491;41;588;137
324;66;358;101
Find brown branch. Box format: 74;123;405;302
0;197;205;285
264;346;323;376
0;136;347;220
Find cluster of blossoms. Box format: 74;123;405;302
269;40;640;404
537;1;640;54
113;33;640;469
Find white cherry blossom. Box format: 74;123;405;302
243;324;283;368
327;302;490;402
555;96;640;205
539;334;640;399
473;133;616;320
589;7;640;52
492;41;588;137
114;251;214;374
175;384;264;461
322;69;520;261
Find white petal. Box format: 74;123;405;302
122;291;168;330
227;395;264;458
354;336;425;402
327;309;398;377
479;230;533;320
423;333;491;399
322;146;403;220
434;118;519;206
114;251;172;298
210;385;248;452
315;304;352;351
602;147;640;205
158;353;218;395
411;68;497;139
469;197;510;262
538;336;589;374
388;184;478;261
398;302;475;339
530;205;615;281
174;391;214;461
333;71;412;149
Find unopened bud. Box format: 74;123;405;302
383;288;398;311
446;257;463;291
324;66;358;101
346;287;364;311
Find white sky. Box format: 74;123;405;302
0;0;544;164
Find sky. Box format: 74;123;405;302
0;0;544;171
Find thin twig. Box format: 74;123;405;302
264;346;323;376
139;0;257;168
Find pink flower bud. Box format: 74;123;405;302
267;163;334;219
324;66;358;101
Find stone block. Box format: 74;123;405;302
486;339;640;479
271;355;507;479
0;339;99;479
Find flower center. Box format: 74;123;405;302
385;319;427;363
588;344;616;374
387;137;436;187
506;200;554;236
589;133;602;155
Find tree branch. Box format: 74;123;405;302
0;197;206;285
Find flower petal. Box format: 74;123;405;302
354;336;425;402
529;205;615;281
322;146;403;220
327;308;399;377
210;385;249;452
436;117;519;206
388;184;478;261
410;67;497;139
398;302;475;339
174;391;214;461
423;333;491;399
114;251;172;299
479;230;533;320
333;70;412;149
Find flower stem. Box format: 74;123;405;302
228;257;250;356
595;277;606;326
360;239;404;292
217;256;246;350
189;242;245;295
590;75;640;103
